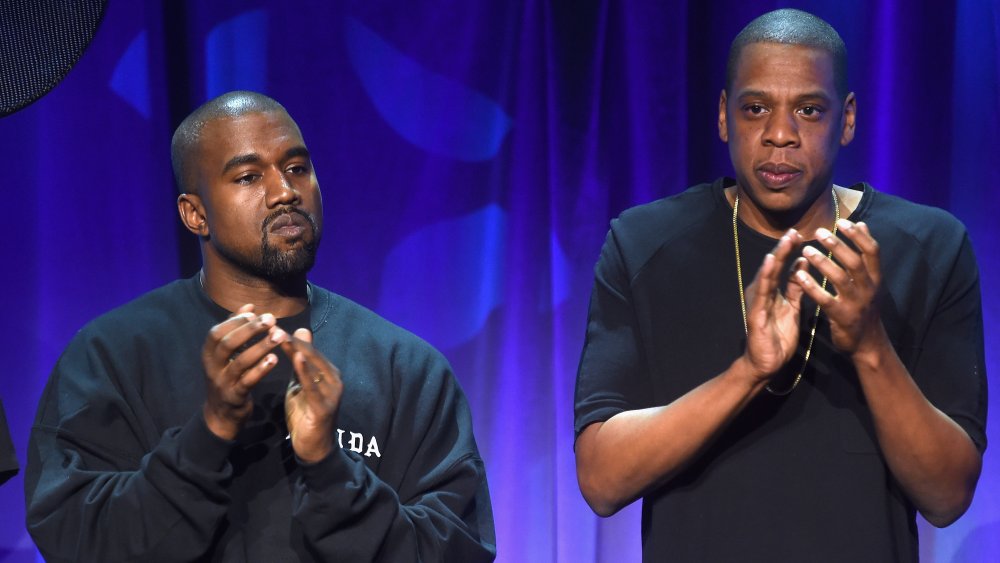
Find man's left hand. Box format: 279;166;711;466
281;329;344;463
792;219;885;357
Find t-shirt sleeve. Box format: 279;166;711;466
910;230;988;453
574;224;652;438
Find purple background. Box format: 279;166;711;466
1;1;997;561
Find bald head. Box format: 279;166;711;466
726;9;848;98
171;91;292;194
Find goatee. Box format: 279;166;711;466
259;208;320;280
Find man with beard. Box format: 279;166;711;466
25;91;496;562
574;9;986;562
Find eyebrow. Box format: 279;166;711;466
284;146;310;161
222;153;261;175
221;146;311;175
736;89;833;104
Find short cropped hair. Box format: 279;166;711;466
725;9;848;98
170;91;289;194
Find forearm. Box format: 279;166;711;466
854;326;982;527
575;356;768;516
26;414;234;562
293;448;495;561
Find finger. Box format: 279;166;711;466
749;230;800;312
278;331;305;364
278;329;312;358
279;333;316;384
214;304;256;337
294;350;343;414
233;303;255;316
784;257;808;310
206;311;255;344
770;229;802;268
282;333;342;404
792;267;836;307
227;325;288;374
839;220;882;284
279;329;322;370
214;313;278;366
749;253;778;313
286;376;303;398
238;352;280;389
291;349;327;403
801;244;853;292
814;227;863;274
293;328;312;344
202;311;257;364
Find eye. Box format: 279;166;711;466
235;173;260;186
286;164;310;175
743;104;767;116
798;105;824;118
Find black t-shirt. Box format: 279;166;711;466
575;178;987;562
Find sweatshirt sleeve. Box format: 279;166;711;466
291;347;496;561
24;329;234;563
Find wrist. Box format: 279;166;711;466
849;322;892;371
729;355;771;394
294;441;333;464
203;404;241;441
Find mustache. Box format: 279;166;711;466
261;207;318;234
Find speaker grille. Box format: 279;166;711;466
0;0;107;116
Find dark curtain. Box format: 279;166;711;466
0;1;996;561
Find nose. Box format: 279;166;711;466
265;169;301;208
762;111;800;148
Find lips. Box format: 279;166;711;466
266;210;311;238
756;162;802;188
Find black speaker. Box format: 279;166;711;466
0;0;108;117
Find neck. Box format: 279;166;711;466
728;184;841;240
200;262;309;318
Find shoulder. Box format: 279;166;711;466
601;181;722;276
44;279;201;414
309;285;452;375
861;187;972;257
612;181;719;241
77;278;198;343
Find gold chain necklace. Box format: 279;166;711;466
733;189;839;396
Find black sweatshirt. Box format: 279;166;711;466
25;277;496;562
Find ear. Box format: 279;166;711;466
840;92;857;146
718;89;729;143
177;193;209;237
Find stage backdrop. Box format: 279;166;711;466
0;1;996;561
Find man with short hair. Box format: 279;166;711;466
25;91;496;562
574;9;986;561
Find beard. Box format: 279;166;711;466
214;208;321;282
259;235;318;281
259;208;320;281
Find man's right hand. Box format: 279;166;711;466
577;229;811;516
201;304;288;440
739;229;808;383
